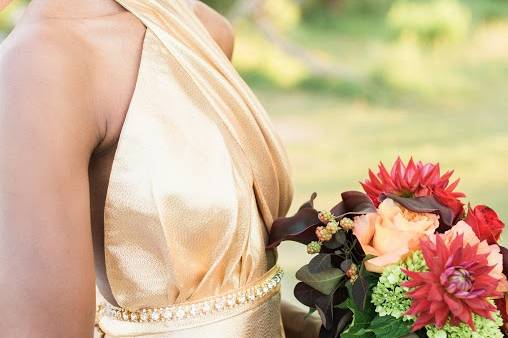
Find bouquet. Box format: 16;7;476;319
268;158;508;338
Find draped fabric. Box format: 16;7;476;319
96;0;293;336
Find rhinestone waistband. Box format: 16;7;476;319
96;266;283;324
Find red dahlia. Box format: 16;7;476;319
403;234;501;331
361;157;465;219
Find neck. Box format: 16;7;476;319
26;0;125;19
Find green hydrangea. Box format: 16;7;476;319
371;250;427;320
426;311;503;338
372;250;504;337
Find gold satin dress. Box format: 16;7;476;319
94;0;294;337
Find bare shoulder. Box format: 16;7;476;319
0;22;95;118
0;22;92;91
0;21;100;152
0;13;146;152
193;1;235;59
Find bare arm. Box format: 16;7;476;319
0;32;100;337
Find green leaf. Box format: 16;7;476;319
338;271;408;338
352;275;369;311
361;269;380;290
338;277;387;338
308;253;333;273
296;265;344;295
339;298;376;338
355;315;412;338
350;266;380;311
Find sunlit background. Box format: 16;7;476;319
2;0;508;307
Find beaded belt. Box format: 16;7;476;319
96;266;283;324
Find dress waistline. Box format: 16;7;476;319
96;266;283;336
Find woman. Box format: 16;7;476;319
0;0;320;337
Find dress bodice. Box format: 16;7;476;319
96;0;293;336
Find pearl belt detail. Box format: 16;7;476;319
96;267;283;323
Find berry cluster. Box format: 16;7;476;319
306;211;355;254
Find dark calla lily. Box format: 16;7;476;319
330;191;377;218
267;193;320;249
267;191;376;249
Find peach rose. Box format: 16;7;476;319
353;198;440;273
434;220;508;293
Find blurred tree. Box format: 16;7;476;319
300;0;345;14
227;0;357;79
387;0;471;46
